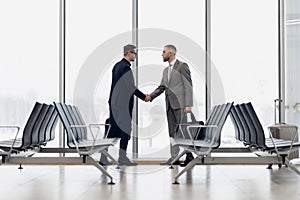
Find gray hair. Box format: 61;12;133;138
124;44;136;55
164;44;177;55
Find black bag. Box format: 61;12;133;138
104;117;126;139
175;112;205;140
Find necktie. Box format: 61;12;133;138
168;64;172;82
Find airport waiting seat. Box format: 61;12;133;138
53;102;119;184
231;102;300;174
171;102;233;184
0;102;58;161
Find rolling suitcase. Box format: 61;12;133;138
269;99;299;158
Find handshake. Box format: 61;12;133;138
144;94;152;102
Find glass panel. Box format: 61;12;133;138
211;0;278;147
66;0;131;156
66;0;131;117
0;0;59;145
286;0;300;20
285;1;300;134
138;0;206;159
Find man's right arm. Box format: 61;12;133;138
150;69;167;102
150;78;166;101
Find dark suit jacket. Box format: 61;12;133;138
108;58;145;135
150;59;193;109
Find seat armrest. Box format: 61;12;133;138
268;124;298;156
69;125;93;155
178;123;206;139
88;123;111;139
69;124;111;155
187;125;217;157
0;126;20;155
179;124;216;140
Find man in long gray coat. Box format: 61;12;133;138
100;44;149;166
149;44;194;166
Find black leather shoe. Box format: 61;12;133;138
160;158;180;165
171;160;181;165
99;160;113;166
180;158;194;167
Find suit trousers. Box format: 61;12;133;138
166;106;184;159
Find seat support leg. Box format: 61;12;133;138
267;163;273;169
89;157;115;184
170;149;188;169
173;157;200;184
285;158;300;175
101;149;118;165
18;164;23;170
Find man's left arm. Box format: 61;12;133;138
123;67;146;100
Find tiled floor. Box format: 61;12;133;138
1;164;300;200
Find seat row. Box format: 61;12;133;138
171;102;234;184
53;102;119;152
230;102;300;171
0;102;58;156
53;102;119;184
2;101;298;184
1;101;234;184
0;102;119;184
54;102;119;159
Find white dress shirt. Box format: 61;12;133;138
168;58;177;82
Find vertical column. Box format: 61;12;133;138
278;0;285;123
59;0;66;152
132;0;139;158
205;0;211;119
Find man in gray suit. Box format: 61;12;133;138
148;44;194;166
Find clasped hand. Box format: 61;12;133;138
144;94;151;102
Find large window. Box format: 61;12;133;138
0;1;284;160
211;0;278;146
66;0;132;157
0;0;59;145
285;0;300;131
137;0;206;158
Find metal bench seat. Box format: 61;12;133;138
0;102;58;162
231;102;300;174
171;134;220;149
54;102;119;184
172;102;233;184
69;137;119;149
